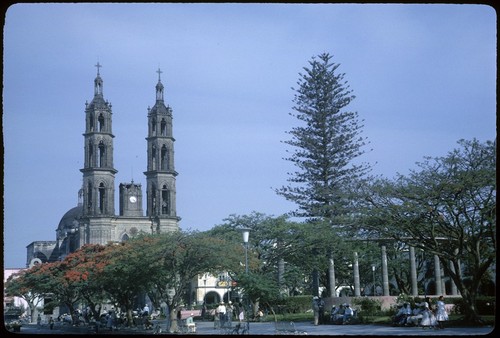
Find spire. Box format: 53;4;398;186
156;68;164;102
94;62;103;97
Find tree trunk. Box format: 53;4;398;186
169;308;178;333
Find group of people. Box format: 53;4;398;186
330;303;355;325
392;296;449;329
313;296;357;326
214;301;246;329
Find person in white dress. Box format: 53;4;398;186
435;296;449;329
420;300;437;329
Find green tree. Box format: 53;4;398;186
276;52;370;221
96;237;160;326
358;138;496;324
144;230;238;332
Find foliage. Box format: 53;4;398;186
138;230;239;331
276;52;371;222
351;297;382;316
281;295;315;314
357;138;496;324
4;267;45;323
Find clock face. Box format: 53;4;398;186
129;196;137;203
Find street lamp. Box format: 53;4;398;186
203;275;207;303
240;228;251;274
371;264;376;296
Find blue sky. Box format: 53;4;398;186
3;3;496;268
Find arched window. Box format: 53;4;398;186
88;141;94;167
161;185;170;215
152;145;157;170
99;183;105;214
152;117;156;135
98;114;105;132
151;184;157;213
87;182;93;210
89;115;94;132
98;141;105;167
161;145;168;170
161;119;167;136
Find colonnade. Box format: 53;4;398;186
328;245;461;297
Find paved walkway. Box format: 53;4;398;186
14;321;495;336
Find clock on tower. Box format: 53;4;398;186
119;182;143;217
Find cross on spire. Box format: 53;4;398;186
156;68;163;81
95;62;102;75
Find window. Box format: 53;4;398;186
151;184;157;214
98;114;105;132
87;182;93;210
98;141;105;167
161;145;168;170
152;145;157;170
161;119;167;136
161;186;170;215
88;141;94;167
99;183;105;213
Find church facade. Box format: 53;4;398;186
26;65;180;267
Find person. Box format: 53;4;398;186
333;304;345;324
226;301;233;326
201;302;207;320
185;313;196;333
106;311;114;331
256;309;264;321
392;303;405;326
312;296;320;325
142;304;150;317
318;297;325;324
343;304;353;324
217;302;226;327
49;317;54;330
329;305;337;323
435;296;449;329
406;304;424;326
238;306;245;322
393;303;412;326
213;308;220;329
420;301;437;329
37;314;42;327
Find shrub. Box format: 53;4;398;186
352;297;382;317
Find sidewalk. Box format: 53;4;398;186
13;320;495;336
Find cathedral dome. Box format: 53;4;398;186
57;206;83;235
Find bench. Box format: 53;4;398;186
275;321;307;335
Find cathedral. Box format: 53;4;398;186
26;65;180;267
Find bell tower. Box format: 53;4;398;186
144;68;180;232
80;63;117;217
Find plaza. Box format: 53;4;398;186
14;320;495;336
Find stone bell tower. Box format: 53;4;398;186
144;68;180;232
80;62;117;217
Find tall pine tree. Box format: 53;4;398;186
277;53;370;223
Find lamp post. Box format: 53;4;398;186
203;275;207;303
371;264;376;296
240;228;251;274
239;227;251;324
